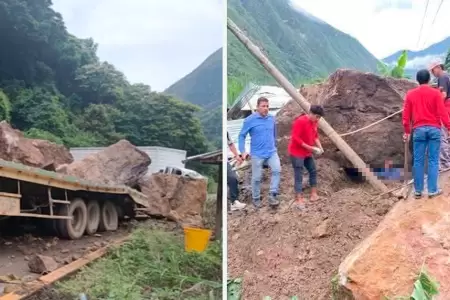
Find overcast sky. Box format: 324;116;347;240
52;0;223;91
291;0;450;59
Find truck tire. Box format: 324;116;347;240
57;198;88;240
98;201;118;232
85;200;101;235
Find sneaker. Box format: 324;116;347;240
428;190;443;198
231;200;246;211
414;192;422;199
252;198;262;208
268;193;280;206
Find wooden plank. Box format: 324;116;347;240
0;236;129;300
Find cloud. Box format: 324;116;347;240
290;0;450;59
51;0;223;91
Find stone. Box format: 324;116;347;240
338;173;450;299
27;255;58;274
276;69;417;168
63;139;151;187
139;173;208;226
313;219;331;238
0;121;73;168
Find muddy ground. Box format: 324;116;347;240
0;217;179;298
228;165;400;299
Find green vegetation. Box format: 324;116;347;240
57;227;222;299
378;50;409;78
385;267;439;300
227;77;246;107
0;0;213;165
227;0;379;86
445;49;450;71
165;49;223;148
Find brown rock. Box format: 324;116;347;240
338;173;450;299
63;140;150;187
0;121;73;168
28;255;58;274
277;69;417;168
139;173;207;226
313;219;331;238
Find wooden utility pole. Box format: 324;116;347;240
227;18;388;193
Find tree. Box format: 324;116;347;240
377;50;408;78
445;49;450;72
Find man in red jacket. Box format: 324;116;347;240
402;69;450;199
288;105;324;209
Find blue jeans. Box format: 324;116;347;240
227;162;239;203
251;152;281;201
413;126;441;194
290;156;316;193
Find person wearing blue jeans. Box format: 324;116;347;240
239;97;281;208
402;69;450;199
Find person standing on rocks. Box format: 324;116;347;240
238;97;281;208
227;132;246;211
402;69;450;199
429;60;450;170
288;105;324;209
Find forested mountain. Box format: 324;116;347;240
0;0;212;160
383;36;450;74
165;49;222;148
227;0;379;84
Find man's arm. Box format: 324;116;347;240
402;94;412;134
273;117;277;147
291;119;314;150
438;76;449;99
436;92;450;130
238;118;251;154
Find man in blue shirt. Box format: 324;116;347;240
239;97;281;208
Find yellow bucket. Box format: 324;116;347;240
183;227;212;252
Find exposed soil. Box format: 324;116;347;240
0;217;179;298
228;163;400;299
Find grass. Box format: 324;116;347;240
55;226;222;300
202;194;218;230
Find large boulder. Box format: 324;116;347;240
337;173;450;299
63;140;150;187
0;121;73;168
139;173;208;227
276;69;417;168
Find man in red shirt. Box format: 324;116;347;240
288;105;325;209
402;69;450;199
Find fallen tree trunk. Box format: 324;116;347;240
227;18;388;193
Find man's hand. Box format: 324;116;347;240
235;155;243;165
241;152;249;160
312;147;324;156
403;133;410;142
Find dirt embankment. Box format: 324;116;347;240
228;69;412;299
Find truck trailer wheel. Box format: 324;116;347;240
98;201;118;232
57;198;88;240
85;200;100;235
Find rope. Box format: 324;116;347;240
339;109;403;137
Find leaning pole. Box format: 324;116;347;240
227;18;388;193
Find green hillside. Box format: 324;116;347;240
0;0;211;160
227;0;379;85
165;49;222;148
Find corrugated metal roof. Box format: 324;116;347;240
70;146;186;174
240;85;291;111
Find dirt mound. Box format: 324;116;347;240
0;121;73;168
277;69;417;168
62;140;150;187
139;173;208;227
338;173;450;299
229;183;398;299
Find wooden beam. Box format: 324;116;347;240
214;164;223;240
227;18;388;193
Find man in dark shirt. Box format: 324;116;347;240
430;60;450;170
227;132;246;211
